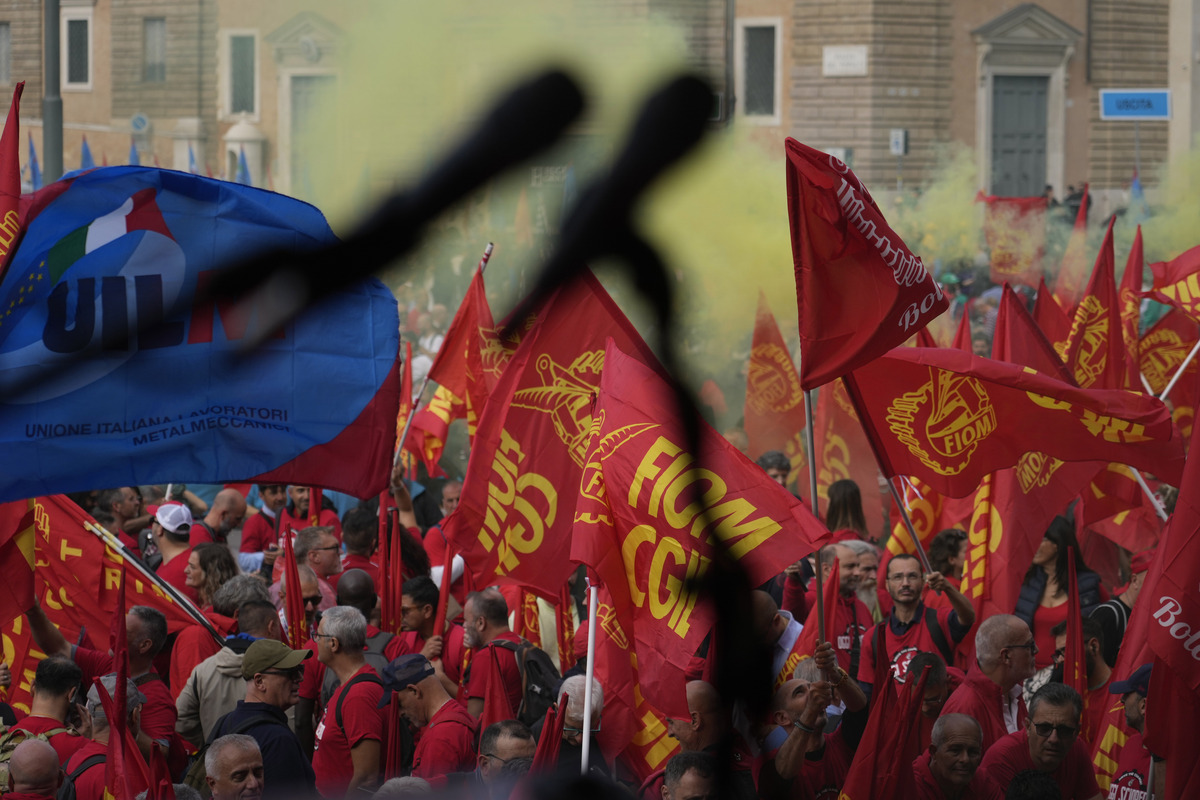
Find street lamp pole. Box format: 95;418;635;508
43;0;63;183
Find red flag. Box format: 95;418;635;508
812;378;883;530
785;139;947;389
0;500;35;629
994;284;1073;383
1144;243;1200;324
591;587;680;782
384;692;405;779
377;495;395;634
557;587;577;674
744;292;807;478
1144;656;1200;797
981;194;1047;288
1063;218;1126;390
1140;310;1200;395
1064;550;1089;740
0;82;24;283
884;476;971;561
443;269;660;599
395;342;418;477
951;298;975;353
281;527;306;648
530;693;567;773
1119;227;1145;391
479;648;518;738
790;558;840;662
840;663;929;799
407;387;456;477
1053;183;1090;309
308;487;323;528
572;341;831;715
842;347;1184;498
433;544;452;636
100;566;153;800
1034;277;1073;355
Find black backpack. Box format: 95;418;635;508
489;638;562;727
320;630;395;708
57;753;105;800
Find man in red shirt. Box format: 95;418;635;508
190;489;248;546
804;544;872;675
270;527;340;606
913;714;1003;800
97;486;150;551
859;553;975;695
1050;616;1112;747
385;654;478;780
337;507;380;588
5;740;63;800
401;576;470;693
7;657;88;766
65;676;148;800
980;683;1103;800
312;606;384;797
281;487;342;542
239;484;288;559
941;614;1035;753
1104;663;1163;800
149;503;200;605
463;589;523;718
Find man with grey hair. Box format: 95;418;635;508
6;739;62;800
941;614;1035;753
65;675;146;800
269;526;338;610
312;606;384;796
382;654;477;779
980;683;1101;799
843;540;885;623
463;589;523;718
913;713;1002;799
205;734;263;800
556;674;606;776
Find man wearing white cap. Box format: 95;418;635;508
151;503;199;605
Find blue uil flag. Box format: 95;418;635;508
0;167;400;501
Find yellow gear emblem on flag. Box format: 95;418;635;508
886;368;996;476
512;349;605;467
1066;295;1109;388
1140;328;1190;392
747;343;802;414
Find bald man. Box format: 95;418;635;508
6;739;63;800
913;714;1003;800
751;591;805;693
192;489;248;546
940;615;1035;754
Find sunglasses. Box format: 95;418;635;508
303;595;322;607
260;668;303;680
1031;722;1078;739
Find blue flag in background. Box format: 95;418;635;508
0;167;400;501
188;143;198;175
236;146;251;186
80;137;95;171
27;134;40;190
128;138;140;167
1130;169;1148;223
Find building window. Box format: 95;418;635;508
0;24;11;85
144;18;166;82
230;34;256;115
61;8;92;91
735;19;781;124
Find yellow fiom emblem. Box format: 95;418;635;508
512;350;605;466
597;601;630;651
478;325;520;380
1066;295;1109;387
1139;328;1190;392
1015;451;1064;493
747;343;802;415
578;411;657;505
886;368;997;476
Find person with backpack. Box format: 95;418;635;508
463;590;524;719
64;676;147;800
312;606;384;797
5;739;63;800
189;639;314;800
383;654;478;780
2;657;88;768
857;553;975;701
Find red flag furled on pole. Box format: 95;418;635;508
840;663;930;799
395;341;418;477
572;340;831;716
1119;226;1145;391
281;527;306;648
100;565;153;800
951;298;975;353
0;500;35;629
980;194;1047;289
841;347;1184;498
1053;183;1090;310
1034;277;1073;357
308;487;323;528
1144;243;1200;324
1064;549;1089;739
443;269;660;600
785;558;840;682
1062;218;1126;390
377;496;395;634
557;587;577;673
785;138;947;389
530;693;567;773
744;291;807;477
433;544;453;637
0;82;24;283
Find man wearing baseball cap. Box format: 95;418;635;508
204;639;315;799
1089;551;1152;667
383;653;478;781
1105;663;1165;800
150;503;200;605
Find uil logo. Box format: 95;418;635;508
1015;451;1064;493
512;349;605;466
746;343;802;415
887;368;996;476
1140;328;1191;391
1066;295;1109;387
579;411;657;505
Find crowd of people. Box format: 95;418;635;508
0;445;1163;800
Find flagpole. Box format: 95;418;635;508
1131;468;1169;522
580;581;598;777
1157;338;1200;404
884;478;935;574
803;388;825;643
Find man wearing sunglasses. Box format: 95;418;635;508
979;683;1102;799
941;615;1036;754
382;654;478;781
204;638;315;799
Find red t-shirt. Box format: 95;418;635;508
299;628;419;703
980;729;1102;800
758;729;854;800
1107;732;1152;800
803;590;871;673
65;739;119;800
336;553;379;587
913;749;1004;800
408;625;470;694
412;699;478;779
240;511;278;553
941;664;1027;754
857;605;961;686
73;649;178;747
312;664;384;798
11;714;89;764
168;610;237;699
466;632;523;714
1032;603;1070;670
155;548;201;605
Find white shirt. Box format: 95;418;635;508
1002;682;1024;733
